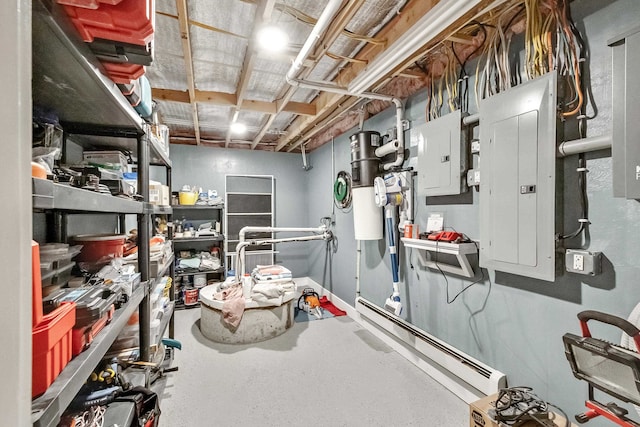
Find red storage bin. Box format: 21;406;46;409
32;241;44;327
32;302;76;397
71;305;114;356
57;0;124;9
102;61;145;85
62;0;155;46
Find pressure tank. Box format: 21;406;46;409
350;131;383;240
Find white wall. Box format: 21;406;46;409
0;0;32;424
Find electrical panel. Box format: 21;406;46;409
416;110;467;197
479;71;559;282
610;26;640;199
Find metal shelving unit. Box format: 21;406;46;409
173;235;224;244
31;286;145;427
31;0;175;424
175;267;225;278
32;179;143;213
156;302;175;347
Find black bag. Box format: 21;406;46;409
113;386;161;427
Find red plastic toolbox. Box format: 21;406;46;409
57;0;124;10
32;302;76;397
71;304;114;356
61;0;155;46
32;241;43;327
102;61;145;85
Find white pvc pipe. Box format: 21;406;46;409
382;99;405;171
236;225;331;289
375;140;399;157
285;0;344;82
286;76;406;169
355;239;361;296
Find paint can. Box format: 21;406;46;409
183;287;199;306
193;273;207;288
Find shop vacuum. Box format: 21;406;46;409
563;310;640;426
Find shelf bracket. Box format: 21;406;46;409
401;237;478;278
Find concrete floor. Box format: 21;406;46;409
159;306;468;426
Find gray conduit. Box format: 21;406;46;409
558;134;612;157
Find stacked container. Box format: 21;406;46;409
32;241;77;398
58;0;155;117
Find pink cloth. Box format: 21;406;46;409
213;284;245;328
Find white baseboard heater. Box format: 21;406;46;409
355;297;506;403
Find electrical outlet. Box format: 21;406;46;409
573;253;584;271
565;249;602;276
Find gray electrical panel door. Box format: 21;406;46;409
479;71;558;282
610;26;640;199
416;110;466;196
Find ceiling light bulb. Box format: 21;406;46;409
257;25;289;53
230;122;247;134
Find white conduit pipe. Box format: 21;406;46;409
558;134;612;157
286;76;405;170
285;0;344;83
462;113;480;126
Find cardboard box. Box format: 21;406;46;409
470;394;577;427
149;184;170;206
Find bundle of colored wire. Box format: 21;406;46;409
69;406;106;427
474;1;526;104
523;0;583;116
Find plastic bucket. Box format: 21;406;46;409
193;274;207;288
183;287;199;306
178;191;197;205
72;234;126;262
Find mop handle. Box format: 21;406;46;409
578;310;640;350
385;206;399;285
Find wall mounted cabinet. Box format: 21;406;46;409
478;71;560;282
416;110;468;197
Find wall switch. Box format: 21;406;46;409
565;249;602;276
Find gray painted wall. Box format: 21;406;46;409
169;144;311;276
307;0;640;423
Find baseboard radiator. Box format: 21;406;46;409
355;297;506;402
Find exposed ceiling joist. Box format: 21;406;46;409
252;0;365;151
175;0;200;145
152;88;316;116
278;0;497;152
226;0;276;147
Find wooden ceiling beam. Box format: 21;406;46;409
175;0;200;145
226;0;276;147
152;88;316;116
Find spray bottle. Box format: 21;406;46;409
242;273;252;301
